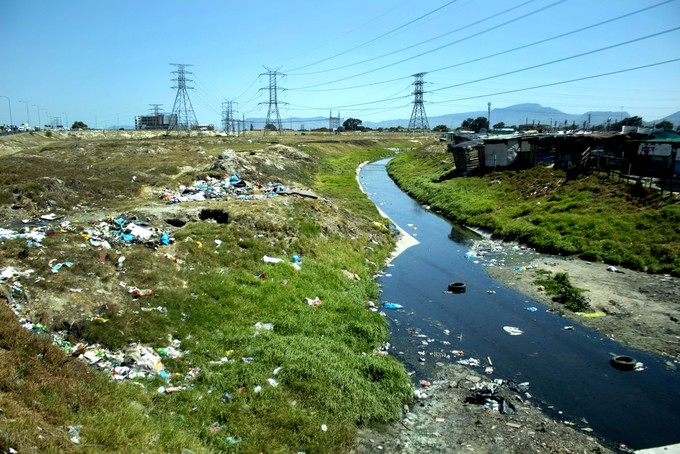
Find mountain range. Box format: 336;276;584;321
116;103;679;131
362;103;680;130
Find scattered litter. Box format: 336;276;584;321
254;322;274;332
525;306;538;312
564;325;575;331
465;383;517;415
578;311;606;318
382;302;403;310
49;260;74;273
263;255;284;264
67;425;81;444
130;288;154;297
414;389;428;399
225;436;242;445
458;358;481;367
141;306;168;313
305;296;322;307
503;326;523;336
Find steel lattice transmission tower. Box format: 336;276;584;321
329;110;341;133
168;63;198;132
222;100;238;134
259;67;287;134
149;104;164;115
408;72;430;133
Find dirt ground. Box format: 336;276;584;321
484;256;680;361
354;235;680;454
353;362;615;453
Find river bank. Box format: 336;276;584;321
475;240;680;361
355;157;680;453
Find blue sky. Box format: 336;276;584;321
1;0;679;129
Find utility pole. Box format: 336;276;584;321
18;100;29;127
259;67;287;135
168;63;198;132
32;105;40;129
408;72;429;133
0;96;12;129
487;102;491;131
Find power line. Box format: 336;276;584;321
286;0;460;73
287;0;672;95
429;58;680;104
287;0;566;91
430;26;680;93
427;0;676;76
292;0;537;77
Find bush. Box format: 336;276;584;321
534;272;591;312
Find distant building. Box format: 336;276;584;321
135;114;176;130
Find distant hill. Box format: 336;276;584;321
363;103;628;130
654;110;680;128
225;106;678;131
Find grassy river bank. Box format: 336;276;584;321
0;131;421;452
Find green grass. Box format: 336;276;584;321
387;148;680;276
0;131;418;453
534;272;591;312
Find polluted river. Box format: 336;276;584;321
359;157;680;451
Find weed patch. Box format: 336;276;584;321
534;272;591;312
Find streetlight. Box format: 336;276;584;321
42;109;50;128
0;95;12;129
487;102;491;131
18;100;30;128
33;105;40;129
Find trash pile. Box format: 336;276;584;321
0;211;199;392
2;265;195;389
160;172;316;204
464;239;541;270
1;214;173;252
83;216;173;249
464;379;531;415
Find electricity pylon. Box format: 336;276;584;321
407;72;430;133
168;63;198;132
259;67;287;135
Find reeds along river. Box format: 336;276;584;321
359;157;680;451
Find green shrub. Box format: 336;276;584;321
534;272;591;312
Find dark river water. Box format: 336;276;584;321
359;157;680;450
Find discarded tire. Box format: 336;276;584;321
448;282;466;293
610;355;637;371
